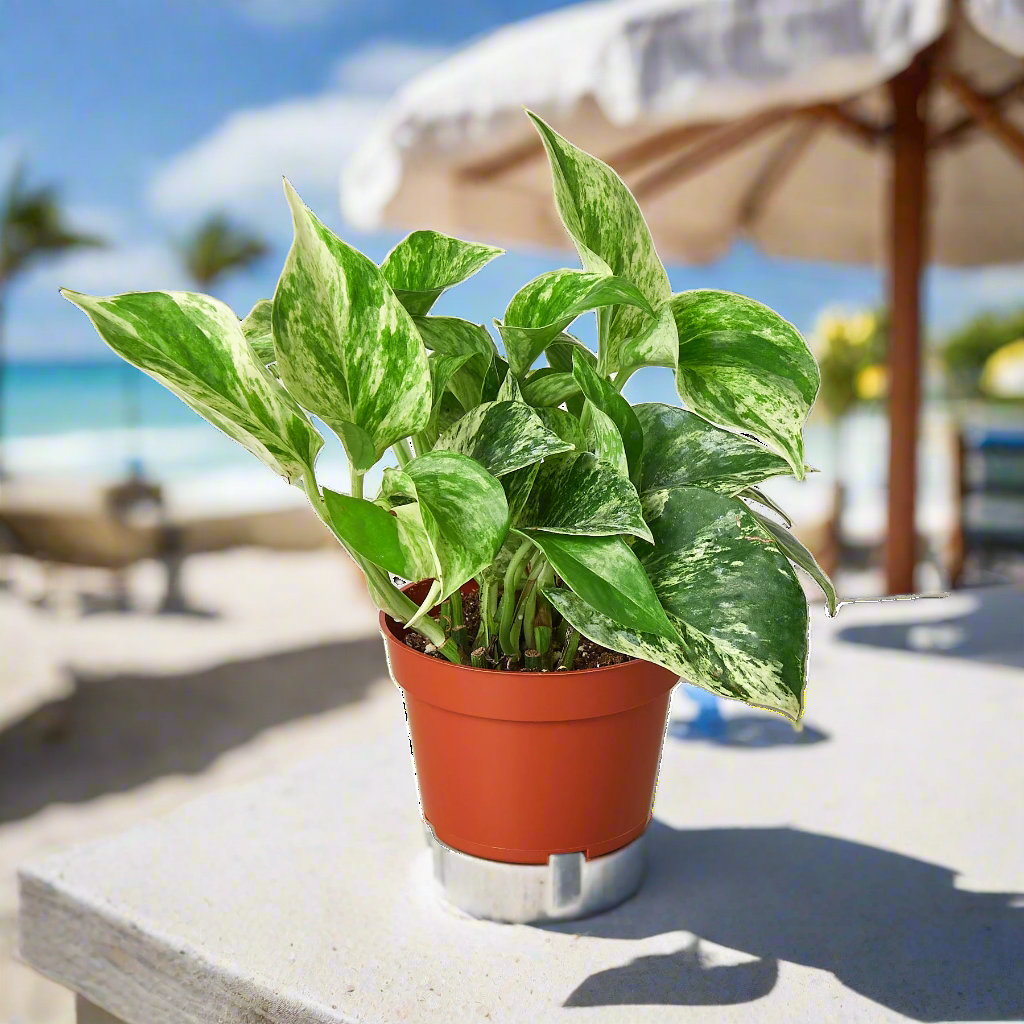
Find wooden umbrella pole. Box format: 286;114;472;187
885;51;935;595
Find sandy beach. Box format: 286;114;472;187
0;546;394;1024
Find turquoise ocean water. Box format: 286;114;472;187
2;361;957;535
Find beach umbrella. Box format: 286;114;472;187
342;0;1024;594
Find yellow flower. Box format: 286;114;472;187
981;338;1024;397
847;311;876;347
856;364;888;400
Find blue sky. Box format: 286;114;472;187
4;0;1023;369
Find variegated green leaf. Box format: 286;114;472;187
502;462;541;526
518;452;652;543
434;400;574;477
321;488;433;582
240;298;275;364
496;369;524;403
740;486;793;528
60;288;323;485
380;230;503;316
572;349;643;486
412;315;497;410
481;354;510;404
670;290;820;478
517;529;677;640
585;400;629;477
495;269;655;376
521;369;581;408
546;486;808;720
533;406;586;449
272;180;431;471
415;351;475;448
378;451;509;601
616;301;678;378
527;112;672;375
545;333;596;374
636;402;794;497
750;510;838;616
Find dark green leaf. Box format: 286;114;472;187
636;402;794;496
518;451;652;542
750;510;838;616
740;486;793;528
521;370;581;407
519;529;677;639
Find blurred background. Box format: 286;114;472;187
1;2;1022;1022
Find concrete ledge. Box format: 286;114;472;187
16;606;1024;1023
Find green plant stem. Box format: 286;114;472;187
449;587;469;657
596;305;612;376
391;441;412;467
498;539;534;657
558;627;581;670
411;433;429;457
301;469;461;664
474;577;494;650
350;468;364;499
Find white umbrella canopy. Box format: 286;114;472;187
344;0;1024;266
342;0;1024;593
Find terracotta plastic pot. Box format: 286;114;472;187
380;579;679;866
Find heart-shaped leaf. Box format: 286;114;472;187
527;112;672;375
434;400;573;477
545;334;596;374
670;290;820;478
272;179;431;471
750;510;838;616
585;401;629;477
616;301;678;378
636;402;794;496
519;529;676;639
517;452;652;543
412;315;497;410
379;451;510;602
533;405;586;450
521;369;581;408
495;269;655;376
240;298;275;364
572;349;643;486
415;351;475;448
60;288;323;485
321;489;434;582
380;230;503;316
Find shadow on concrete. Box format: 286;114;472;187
836;584;1024;670
546;821;1024;1020
0;635;387;824
668;715;829;748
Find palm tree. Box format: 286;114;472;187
0;162;106;478
177;213;269;291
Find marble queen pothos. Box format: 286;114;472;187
61;111;835;722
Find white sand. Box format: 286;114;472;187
0;547;387;1024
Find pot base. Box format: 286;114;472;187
424;821;647;924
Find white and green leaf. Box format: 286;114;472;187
517;528;677;640
670;290;820;478
380;230;503;315
521;369;581;408
571;348;643;486
433;399;574;477
517;451;652;542
239;298;275;364
412;315;497;409
585;400;629;477
616;300;678;378
740;486;793;528
527;112;672;376
495;268;655;376
272;180;431;471
60;288;323;485
636;402;794;497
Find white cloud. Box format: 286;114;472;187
329;40;450;94
146;39;449;228
25;241;190;297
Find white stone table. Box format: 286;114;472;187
16;594;1024;1023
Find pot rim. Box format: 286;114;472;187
379;579;654;679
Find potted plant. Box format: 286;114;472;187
60;111;838;920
